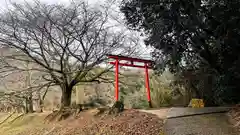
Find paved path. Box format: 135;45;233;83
140;107;239;135
167;107;232;118
139;108;169;119
164;113;239;135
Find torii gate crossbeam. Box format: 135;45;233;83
107;54;153;108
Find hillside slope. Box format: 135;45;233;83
0;109;163;135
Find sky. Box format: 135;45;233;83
0;0;108;12
0;0;153;60
0;0;70;7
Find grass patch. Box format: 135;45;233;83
0;113;49;135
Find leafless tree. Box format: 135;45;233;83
0;0;139;108
0;47;54;113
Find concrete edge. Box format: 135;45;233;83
167;110;228;119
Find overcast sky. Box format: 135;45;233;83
0;0;153;59
0;0;100;9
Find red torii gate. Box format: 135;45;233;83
107;54;153;107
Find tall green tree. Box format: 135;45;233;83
120;0;240;105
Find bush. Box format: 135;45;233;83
149;72;176;107
131;99;150;109
121;72;174;108
150;82;173;108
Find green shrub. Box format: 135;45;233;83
150;75;173;107
131;99;149;109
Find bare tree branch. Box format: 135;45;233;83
0;0;140;107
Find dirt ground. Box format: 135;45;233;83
0;109;164;135
1;107;240;135
228;105;240;132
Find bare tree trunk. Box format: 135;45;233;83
24;98;34;113
27;96;34;113
35;90;43;112
25;61;34;113
24;98;28;113
39;99;44;112
61;85;72;108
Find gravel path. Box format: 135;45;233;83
164;113;239;135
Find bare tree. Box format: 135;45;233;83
0;1;139;108
0;47;53;113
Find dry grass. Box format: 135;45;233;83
0;113;49;135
